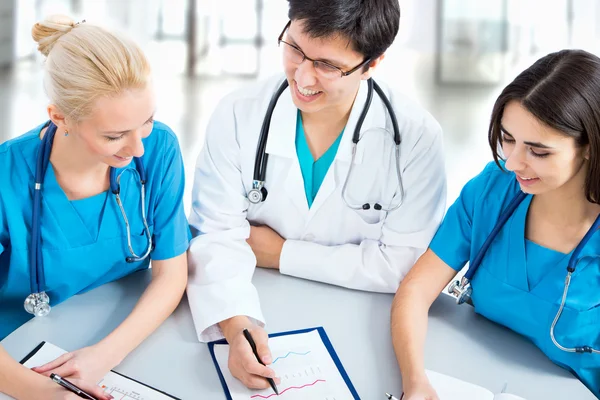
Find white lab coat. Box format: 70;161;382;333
187;75;447;342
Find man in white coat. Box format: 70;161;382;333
187;0;447;390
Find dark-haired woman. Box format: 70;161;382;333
391;49;600;399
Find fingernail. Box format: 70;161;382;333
262;355;272;364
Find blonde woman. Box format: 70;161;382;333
0;15;190;399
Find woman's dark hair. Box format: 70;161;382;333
287;0;400;61
488;49;600;203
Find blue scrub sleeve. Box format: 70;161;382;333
150;134;191;260
0;195;6;255
429;165;495;271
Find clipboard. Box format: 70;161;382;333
208;326;360;400
20;341;181;400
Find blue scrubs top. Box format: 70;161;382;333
295;111;343;208
430;161;600;396
0;121;191;340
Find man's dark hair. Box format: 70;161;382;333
488;49;600;204
287;0;400;61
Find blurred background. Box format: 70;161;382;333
0;0;599;213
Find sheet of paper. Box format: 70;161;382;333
97;373;175;400
213;329;355;400
18;342;176;400
22;342;68;368
426;370;495;400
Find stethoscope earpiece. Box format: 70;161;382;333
260;187;268;202
361;203;382;210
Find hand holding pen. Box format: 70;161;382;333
49;373;113;400
243;329;280;395
221;318;280;391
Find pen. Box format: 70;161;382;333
50;373;98;399
242;329;279;395
385;393;402;400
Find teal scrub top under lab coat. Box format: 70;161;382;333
0;121;191;340
430;161;600;396
295;111;343;208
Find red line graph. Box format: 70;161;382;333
250;379;327;399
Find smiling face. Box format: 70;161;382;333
63;85;156;168
281;19;381;117
500;101;588;195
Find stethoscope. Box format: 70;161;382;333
247;78;405;212
448;190;600;354
25;122;153;318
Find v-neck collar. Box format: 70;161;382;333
43;163;109;246
510;194;599;294
19;122;114;247
265;78;379;164
295;111;344;208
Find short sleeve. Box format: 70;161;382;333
0;154;9;256
429;164;496;271
150;131;191;260
0;197;6;255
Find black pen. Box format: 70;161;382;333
50;373;98;400
242;329;279;395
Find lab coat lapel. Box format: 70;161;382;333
265;85;309;215
335;79;371;164
306;80;373;218
306;161;337;220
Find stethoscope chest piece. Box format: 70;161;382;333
248;180;267;204
448;279;472;305
24;291;51;317
447;189;600;355
25;121;151;317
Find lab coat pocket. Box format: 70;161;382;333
350;207;386;225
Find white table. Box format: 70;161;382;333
2;269;595;399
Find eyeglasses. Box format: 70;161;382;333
277;20;371;80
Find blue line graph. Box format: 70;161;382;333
271;351;311;364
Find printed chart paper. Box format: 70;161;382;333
213;329;355;400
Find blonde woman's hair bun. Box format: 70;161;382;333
32;15;150;121
32;14;79;57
